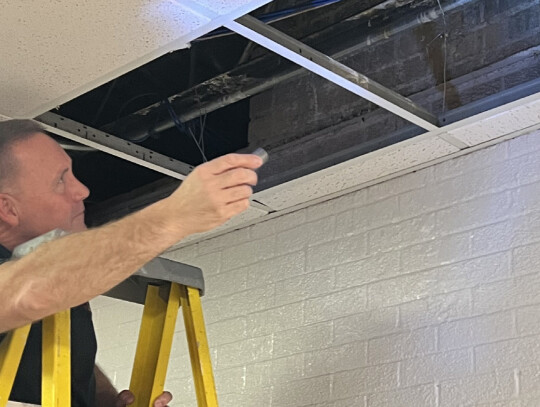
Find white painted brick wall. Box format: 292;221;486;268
91;130;540;406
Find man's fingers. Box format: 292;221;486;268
207;153;263;175
224;185;253;204
226;198;251;216
220;168;258;189
153;391;173;407
116;389;135;406
166;152;262;237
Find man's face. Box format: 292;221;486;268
6;133;90;241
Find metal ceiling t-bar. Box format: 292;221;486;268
226;15;439;131
36;112;193;180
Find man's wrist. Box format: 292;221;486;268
149;197;191;242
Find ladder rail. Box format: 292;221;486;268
41;310;71;407
129;283;181;407
180;285;219;407
0;325;32;406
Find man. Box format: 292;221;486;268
0;119;262;406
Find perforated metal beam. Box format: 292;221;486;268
225;15;439;131
36;112;193;180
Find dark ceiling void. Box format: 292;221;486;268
51;0;540;226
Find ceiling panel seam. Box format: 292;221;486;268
436;134;470;150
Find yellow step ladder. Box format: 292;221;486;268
0;250;218;407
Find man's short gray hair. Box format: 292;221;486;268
0;119;46;190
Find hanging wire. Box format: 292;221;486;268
91;79;117;126
436;0;448;113
425;0;449;113
198;113;207;153
193;86;207;156
164;99;208;162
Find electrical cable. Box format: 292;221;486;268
115;85;209;161
164;99;208;162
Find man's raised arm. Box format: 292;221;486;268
0;153;262;333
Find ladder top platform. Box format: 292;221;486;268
105;257;205;305
12;230;205;306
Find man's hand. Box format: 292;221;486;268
166;153;263;236
116;389;173;407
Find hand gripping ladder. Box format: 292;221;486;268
0;230;219;407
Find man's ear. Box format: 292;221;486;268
0;194;19;227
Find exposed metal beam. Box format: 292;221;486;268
226;15;439;131
36;112;193;180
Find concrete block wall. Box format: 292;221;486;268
91;129;540;406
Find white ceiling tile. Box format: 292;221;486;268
448;95;540;146
0;0;270;118
253;136;459;211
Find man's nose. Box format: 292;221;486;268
72;177;90;201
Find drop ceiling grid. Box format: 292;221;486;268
0;0;270;118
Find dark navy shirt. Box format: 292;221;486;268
0;245;97;407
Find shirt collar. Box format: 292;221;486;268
0;244;12;260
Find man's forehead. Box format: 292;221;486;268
12;133;71;168
15;133;67;154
